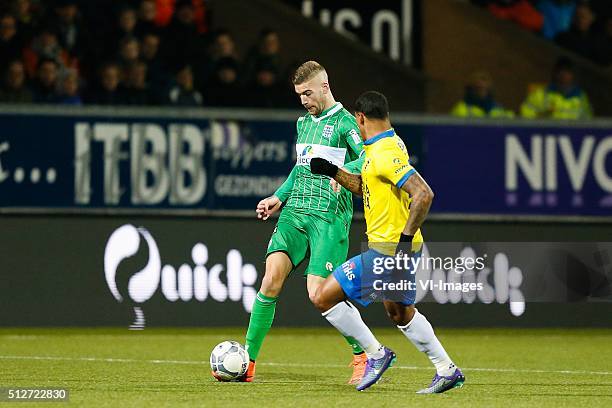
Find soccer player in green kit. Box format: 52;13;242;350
242;61;366;383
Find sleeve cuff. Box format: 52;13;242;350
396;169;416;188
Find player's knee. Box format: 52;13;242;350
385;307;402;325
260;271;285;298
312;288;332;313
308;291;317;306
385;303;415;326
307;280;324;306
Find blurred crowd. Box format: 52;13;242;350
0;0;296;107
473;0;612;66
0;0;607;119
451;57;592;119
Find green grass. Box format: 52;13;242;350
0;328;611;407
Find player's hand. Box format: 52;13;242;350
256;195;281;221
310;158;338;178
395;234;415;258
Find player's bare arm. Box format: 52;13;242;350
334;168;362;196
309;158;363;196
400;172;434;235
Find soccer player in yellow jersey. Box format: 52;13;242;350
309;91;465;393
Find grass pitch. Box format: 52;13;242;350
1;327;611;407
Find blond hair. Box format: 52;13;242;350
292;60;326;85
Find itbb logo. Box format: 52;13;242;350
104;224;258;329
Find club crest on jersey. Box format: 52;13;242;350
349;129;361;145
322;125;334;139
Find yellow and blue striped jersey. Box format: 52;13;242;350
361;129;423;252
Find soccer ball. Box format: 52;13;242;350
210;341;250;381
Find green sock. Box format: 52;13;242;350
245;292;278;360
344;335;365;354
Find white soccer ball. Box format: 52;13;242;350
210;341;250;381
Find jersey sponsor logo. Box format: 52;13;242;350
301;145;314;156
394;164;411;174
342;260;356;280
322;125;334;139
393;158;402;165
397;139;408;153
349;129;361;145
295;144;347;167
297;145;315;165
326;261;333;271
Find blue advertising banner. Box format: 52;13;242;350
1;108;611;217
422;125;612;216
0;112;294;210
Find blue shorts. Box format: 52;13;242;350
332;248;420;307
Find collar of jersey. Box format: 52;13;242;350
364;128;395;145
311;102;343;122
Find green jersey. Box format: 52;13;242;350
274;102;364;221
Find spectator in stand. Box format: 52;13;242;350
537;0;577;39
555;2;599;61
50;0;89;60
117;36;140;78
124;61;151;105
0;14;22;64
86;63;126;105
155;0;208;33
11;0;40;43
0;60;33;103
108;6;138;57
137;0;160;36
521;57;592;119
205;56;242;107
209;28;239;62
198;28;238;88
166;64;202;106
140;31;168;95
488;0;544;32
153;0;174;27
246;57;287;108
244;28;283;85
119;6;138;38
22;25;78;78
451;70;514;118
31;58;60;103
56;68;82;105
163;0;204;70
191;0;208;34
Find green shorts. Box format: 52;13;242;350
266;207;350;277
